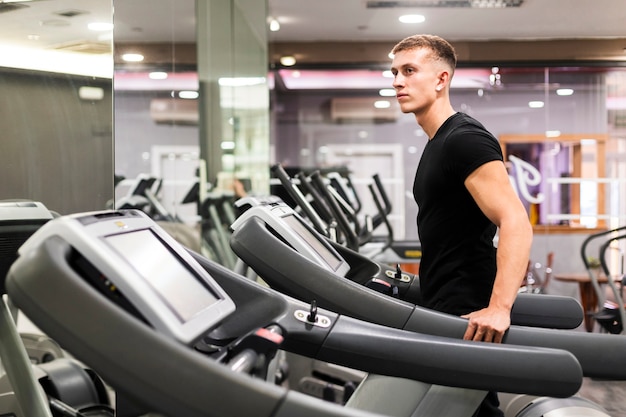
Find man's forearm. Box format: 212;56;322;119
490;220;533;311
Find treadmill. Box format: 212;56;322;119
228;198;626;383
231;197;583;330
6;209;601;417
0;201;113;417
266;165;583;328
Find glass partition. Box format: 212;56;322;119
113;0;270;263
270;65;626;295
227;0;270;194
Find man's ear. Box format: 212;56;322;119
436;70;450;91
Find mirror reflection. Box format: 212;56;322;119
0;0;113;214
113;0;270;260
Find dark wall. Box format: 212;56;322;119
0;68;113;215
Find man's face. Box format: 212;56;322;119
390;48;442;115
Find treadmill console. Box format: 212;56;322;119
19;209;235;345
231;200;351;277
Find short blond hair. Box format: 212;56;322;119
391;34;457;75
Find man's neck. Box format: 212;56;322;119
416;103;456;139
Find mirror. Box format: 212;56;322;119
113;0;270;262
0;0;113;215
0;0;270;266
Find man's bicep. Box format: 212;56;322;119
464;160;522;226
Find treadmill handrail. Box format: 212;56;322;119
296;172;336;225
310;171;360;251
366;183;394;254
229;215;626;380
316;315;581;398
271;164;329;237
10;237;582;402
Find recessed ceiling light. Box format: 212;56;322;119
121;53;144;62
221;141;236;150
556;88;574;96
179;91;199;99
398;14;425;24
269;18;280;32
374;100;391;109
379;88;396;97
528;101;544;108
382;70;394;78
280;55;296;66
149;71;168;80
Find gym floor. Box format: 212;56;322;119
578;378;626;416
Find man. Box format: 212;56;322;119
390;35;533;416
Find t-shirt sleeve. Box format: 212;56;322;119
444;128;503;182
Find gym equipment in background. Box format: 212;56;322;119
580;226;626;334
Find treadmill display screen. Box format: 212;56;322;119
281;214;344;272
105;229;219;323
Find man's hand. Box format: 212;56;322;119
461;307;511;343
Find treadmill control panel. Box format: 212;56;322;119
232;200;351;277
18;209;236;345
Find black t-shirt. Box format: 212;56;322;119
413;112;503;316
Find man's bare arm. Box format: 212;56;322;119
462;160;533;343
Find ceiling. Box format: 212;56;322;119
1;0;626;50
266;0;626;43
1;0;625;90
0;0;111;50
